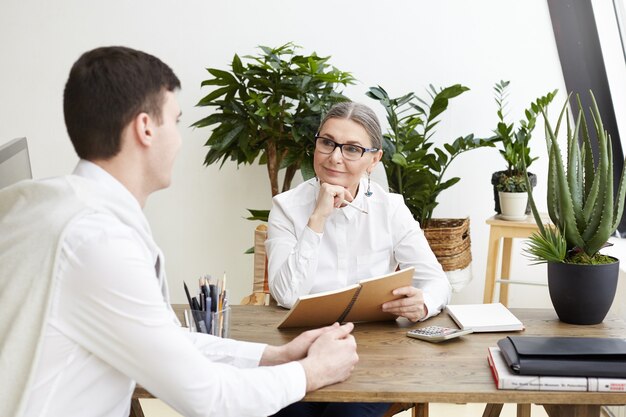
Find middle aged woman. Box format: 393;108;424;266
267;101;451;323
266;101;451;417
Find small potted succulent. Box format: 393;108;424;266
495;172;528;220
490;80;557;216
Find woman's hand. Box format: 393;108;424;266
381;286;428;322
307;183;354;233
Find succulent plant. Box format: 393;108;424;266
496;173;528;193
525;92;626;264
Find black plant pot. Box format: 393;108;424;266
491;171;537;214
547;259;620;325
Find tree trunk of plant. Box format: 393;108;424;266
282;162;300;193
266;139;280;197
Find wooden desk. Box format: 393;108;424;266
135;305;626;417
483;215;549;306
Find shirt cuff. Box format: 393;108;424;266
276;361;307;403
421;292;439;321
189;330;269;368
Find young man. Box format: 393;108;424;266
0;46;358;417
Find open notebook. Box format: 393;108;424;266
277;267;414;329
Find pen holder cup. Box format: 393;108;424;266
185;308;230;338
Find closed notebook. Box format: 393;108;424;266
497;336;626;378
487;347;626;392
277;267;414;329
445;303;524;332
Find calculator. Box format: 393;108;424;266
406;325;473;342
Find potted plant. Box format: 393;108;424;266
490;80;557;215
495;172;528;220
193;43;355;213
525;92;626;325
366;85;494;280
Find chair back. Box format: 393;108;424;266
241;224;272;305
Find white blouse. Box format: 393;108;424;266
266;178;451;319
23;161;305;417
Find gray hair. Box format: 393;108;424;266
319;102;382;149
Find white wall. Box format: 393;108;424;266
1;0;572;308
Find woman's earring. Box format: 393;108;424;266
365;172;373;197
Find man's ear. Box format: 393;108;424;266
133;112;154;148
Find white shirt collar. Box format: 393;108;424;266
72;159;142;213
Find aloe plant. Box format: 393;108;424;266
525;92;626;264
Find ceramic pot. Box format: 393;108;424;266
491;171;537;214
547;259;620;324
498;191;528;221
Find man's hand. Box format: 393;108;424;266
259;323;340;366
382;286;428;322
299;322;358;392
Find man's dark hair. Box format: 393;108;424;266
63;46;181;160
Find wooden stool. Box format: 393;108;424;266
482;214;549;306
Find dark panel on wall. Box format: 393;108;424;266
547;0;626;236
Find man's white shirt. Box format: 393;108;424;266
23;160;305;417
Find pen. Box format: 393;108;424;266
199;277;210;310
190;297;203;332
209;284;217;313
205;296;212;334
221;290;229;338
307;181;368;214
183;281;194;310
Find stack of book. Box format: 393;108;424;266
487;338;626;392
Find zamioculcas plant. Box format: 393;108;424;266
525;92;626;264
490;81;557;213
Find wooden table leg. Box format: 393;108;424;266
483;228;502;303
499;237;513;307
413;402;428;417
543;404;600;417
482;403;504;417
129;398;145;417
517;403;531;417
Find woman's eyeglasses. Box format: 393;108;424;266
314;136;379;161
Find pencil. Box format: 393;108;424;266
342;200;368;214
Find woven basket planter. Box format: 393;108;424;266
422;218;472;271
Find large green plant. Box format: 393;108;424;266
367;85;494;226
525;92;626;264
192;43;355;198
492;81;557;191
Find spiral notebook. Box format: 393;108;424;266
277;267;414;329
